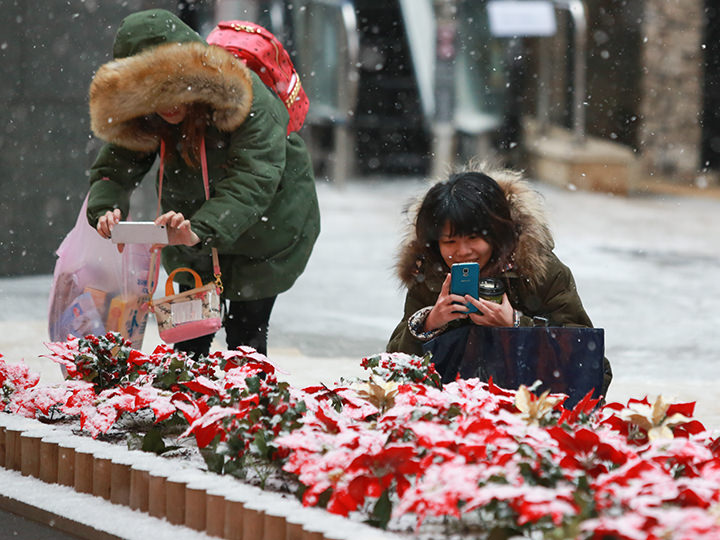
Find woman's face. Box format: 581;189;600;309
157;104;188;124
438;221;493;270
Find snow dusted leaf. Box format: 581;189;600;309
6;384;75;417
580;513;650;540
150;394;177;423
0;356;41;402
42;338;81;376
58;381;96;416
181;374;225;397
127;348;149;367
218;346;284;373
172;393;206;425
645;506;720;539
406;420;457;448
80;404;118;437
125;385;177;422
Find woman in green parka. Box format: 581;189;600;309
386;164;612;395
86;9;320;356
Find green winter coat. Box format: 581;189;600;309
386;171;612;394
86;9;320;300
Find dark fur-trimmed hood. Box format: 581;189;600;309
397;164;555;287
89;41;253;152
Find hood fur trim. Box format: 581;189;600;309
397;163;554;287
89;42;253;152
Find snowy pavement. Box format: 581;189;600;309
2;177;720;429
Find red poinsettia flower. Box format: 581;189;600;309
181;375;224;397
547;426;631;477
406;420;458;449
171;391;210;425
557;389;603;426
59;381;97;416
644;506;720;539
42;338;82;377
581;513;653;540
126;348;149;367
217;347;283;374
180;405;244;448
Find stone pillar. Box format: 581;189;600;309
638;0;704;179
430;0;458;178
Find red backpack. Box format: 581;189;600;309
206;21;309;134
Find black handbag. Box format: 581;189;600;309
423;325;605;408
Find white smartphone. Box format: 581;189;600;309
111;221;169;245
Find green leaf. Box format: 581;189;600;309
169;358;185;372
246;376;261;395
253;430;269;459
367;489;392;529
141;428;167;454
126;432;144;451
155;372;177;389
224;459;246;479
487;526;518;540
249;408;262;424
200;447;226;474
161;411;189;431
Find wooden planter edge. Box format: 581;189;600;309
0;413;400;540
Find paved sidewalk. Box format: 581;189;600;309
2;178;720;430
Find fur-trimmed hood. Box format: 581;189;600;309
89;10;253;153
397;164;555;287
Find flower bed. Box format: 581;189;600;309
3;333;720;539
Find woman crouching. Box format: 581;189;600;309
386;164;612;396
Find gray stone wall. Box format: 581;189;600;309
638;0;704;178
0;0;174;276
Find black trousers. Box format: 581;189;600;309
173;292;277;357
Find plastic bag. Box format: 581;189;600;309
48;195;155;348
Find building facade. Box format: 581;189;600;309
0;0;715;276
557;0;710;184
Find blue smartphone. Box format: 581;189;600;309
450;262;479;313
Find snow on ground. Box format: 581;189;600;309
1;177;719;428
0;467;211;540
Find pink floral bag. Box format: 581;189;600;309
150;266;222;344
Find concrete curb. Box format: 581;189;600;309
0;413;401;540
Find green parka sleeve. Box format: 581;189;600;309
507;252;593;328
386;283;436;357
86;143;156;225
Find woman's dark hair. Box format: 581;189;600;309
415;171;518;274
147;102;211;167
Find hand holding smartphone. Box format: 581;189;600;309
111;221;169;245
450;262;480;313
